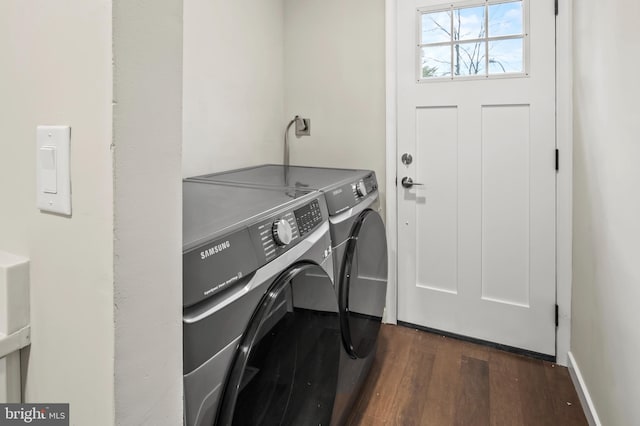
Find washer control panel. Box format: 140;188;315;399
272;218;294;246
248;196;328;264
294;199;323;237
256;211;299;262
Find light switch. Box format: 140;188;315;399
36;126;71;215
39;146;57;194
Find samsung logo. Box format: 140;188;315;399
332;188;343;195
200;241;231;260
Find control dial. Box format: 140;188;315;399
355;181;368;197
272;219;293;246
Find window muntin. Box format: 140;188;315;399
418;0;526;81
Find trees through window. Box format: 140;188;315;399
418;0;526;80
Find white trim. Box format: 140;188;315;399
0;326;30;359
555;0;573;367
384;0;574;361
567;351;601;426
384;0;398;325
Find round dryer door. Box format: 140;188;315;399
340;209;388;359
217;263;341;426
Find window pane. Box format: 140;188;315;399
454;42;486;76
421;11;451;44
488;38;523;74
488;1;523;37
453;6;485;41
421;46;451;78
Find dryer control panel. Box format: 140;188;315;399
324;172;379;216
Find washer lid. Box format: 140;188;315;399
183;180;314;251
187;164;371;191
186;164;379;215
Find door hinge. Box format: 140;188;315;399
555;149;559;171
555;304;559;327
555;0;559;16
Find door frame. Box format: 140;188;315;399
384;0;574;366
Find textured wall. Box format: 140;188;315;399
113;0;184;424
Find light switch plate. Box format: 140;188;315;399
36;126;71;215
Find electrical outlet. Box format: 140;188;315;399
295;118;310;137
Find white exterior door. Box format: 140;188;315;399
396;0;557;355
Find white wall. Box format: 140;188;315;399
0;1;115;424
182;0;285;178
571;0;640;424
112;0;183;424
283;0;387;216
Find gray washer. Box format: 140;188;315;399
187;165;388;425
183;181;340;425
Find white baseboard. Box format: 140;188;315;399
567;351;602;426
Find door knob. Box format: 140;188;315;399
401;177;424;188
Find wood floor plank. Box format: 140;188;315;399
458;339;492;362
356;325;416;422
410;326;442;356
392;346;436;425
516;356;556;426
348;325;588;426
543;362;589;425
488;348;525;426
454;356;490;426
419;336;463;425
350;415;387;426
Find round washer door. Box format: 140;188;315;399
339;209;388;359
217;262;341;426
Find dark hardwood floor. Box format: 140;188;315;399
348;324;588;426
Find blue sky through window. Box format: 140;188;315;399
420;1;524;79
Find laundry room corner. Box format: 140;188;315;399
282;0;387;221
182;0;386;219
182;0;286;178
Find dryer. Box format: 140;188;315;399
187;165;388;424
183;181;340;425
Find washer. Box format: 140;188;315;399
187;165;388;424
183;180;340;426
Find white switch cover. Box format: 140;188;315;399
36;126;71;215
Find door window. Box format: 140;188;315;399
418;0;527;80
